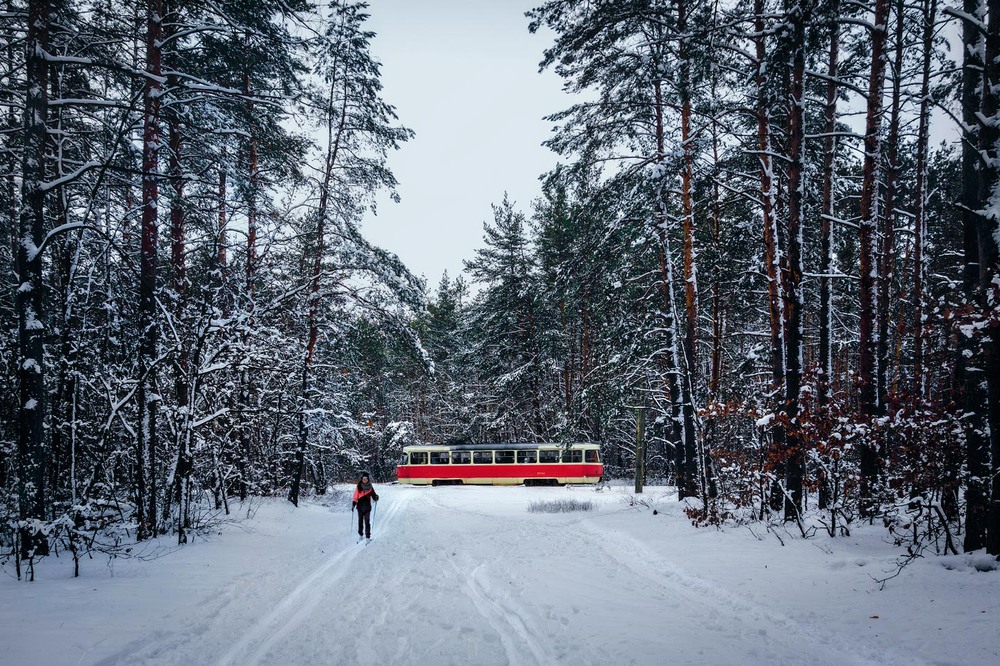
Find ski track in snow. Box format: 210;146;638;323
579;520;926;666
88;494;410;666
220;493;410;666
71;486;982;665
455;561;553;666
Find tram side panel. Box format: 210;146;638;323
396;462;603;485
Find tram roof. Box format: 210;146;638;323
403;442;599;451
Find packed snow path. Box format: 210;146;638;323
3;485;998;665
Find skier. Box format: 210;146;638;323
352;472;379;542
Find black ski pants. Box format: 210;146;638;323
357;505;372;538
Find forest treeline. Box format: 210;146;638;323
2;0;999;579
1;0;426;577
393;0;1000;558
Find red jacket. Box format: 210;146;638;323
352;485;378;511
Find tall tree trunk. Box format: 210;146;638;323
16;0;51;561
817;0;841;511
978;0;1000;555
857;0;891;518
137;0;164;541
878;0;905;413
782;0;809;522
653;77;696;499
912;0;936;396
237;56;258;502
960;0;990;553
818;0;840;413
166;35;192;539
290;76;347;507
755;0;786;512
244;54;258;309
48;63;74;507
677;0;700;500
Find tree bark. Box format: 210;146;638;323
653;77;697;500
857;0;891;518
977;0;1000;555
818;0;840;413
16;0;51;560
961;0;990;553
677;0;700;500
912;0;936;396
782;0;809;521
817;0;841;511
137;0;164;541
878;0;905;413
166;18;192;539
290;75;346;507
755;0;786;511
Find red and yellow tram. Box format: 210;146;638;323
396;443;603;486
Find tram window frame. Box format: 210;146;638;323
452;451;471;465
538;450;559;464
561;449;583;463
429;451;450;465
584;449;600;463
494;450;515;464
473;451;493;464
410;451;429;465
516;450;538;464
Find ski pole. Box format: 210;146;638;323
371;500;377;536
350;506;355;534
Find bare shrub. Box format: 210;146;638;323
528;499;594;513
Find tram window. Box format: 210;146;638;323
430;451;450;465
452;451;471;464
561;449;583;463
399;454;409;465
538;450;559;464
585;450;600;463
410;451;429;465
473;451;493;464
495;450;515;464
517;450;538;464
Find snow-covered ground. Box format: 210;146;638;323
2;484;998;665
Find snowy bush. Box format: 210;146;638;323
527;499;594;513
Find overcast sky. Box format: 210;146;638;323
361;0;568;290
